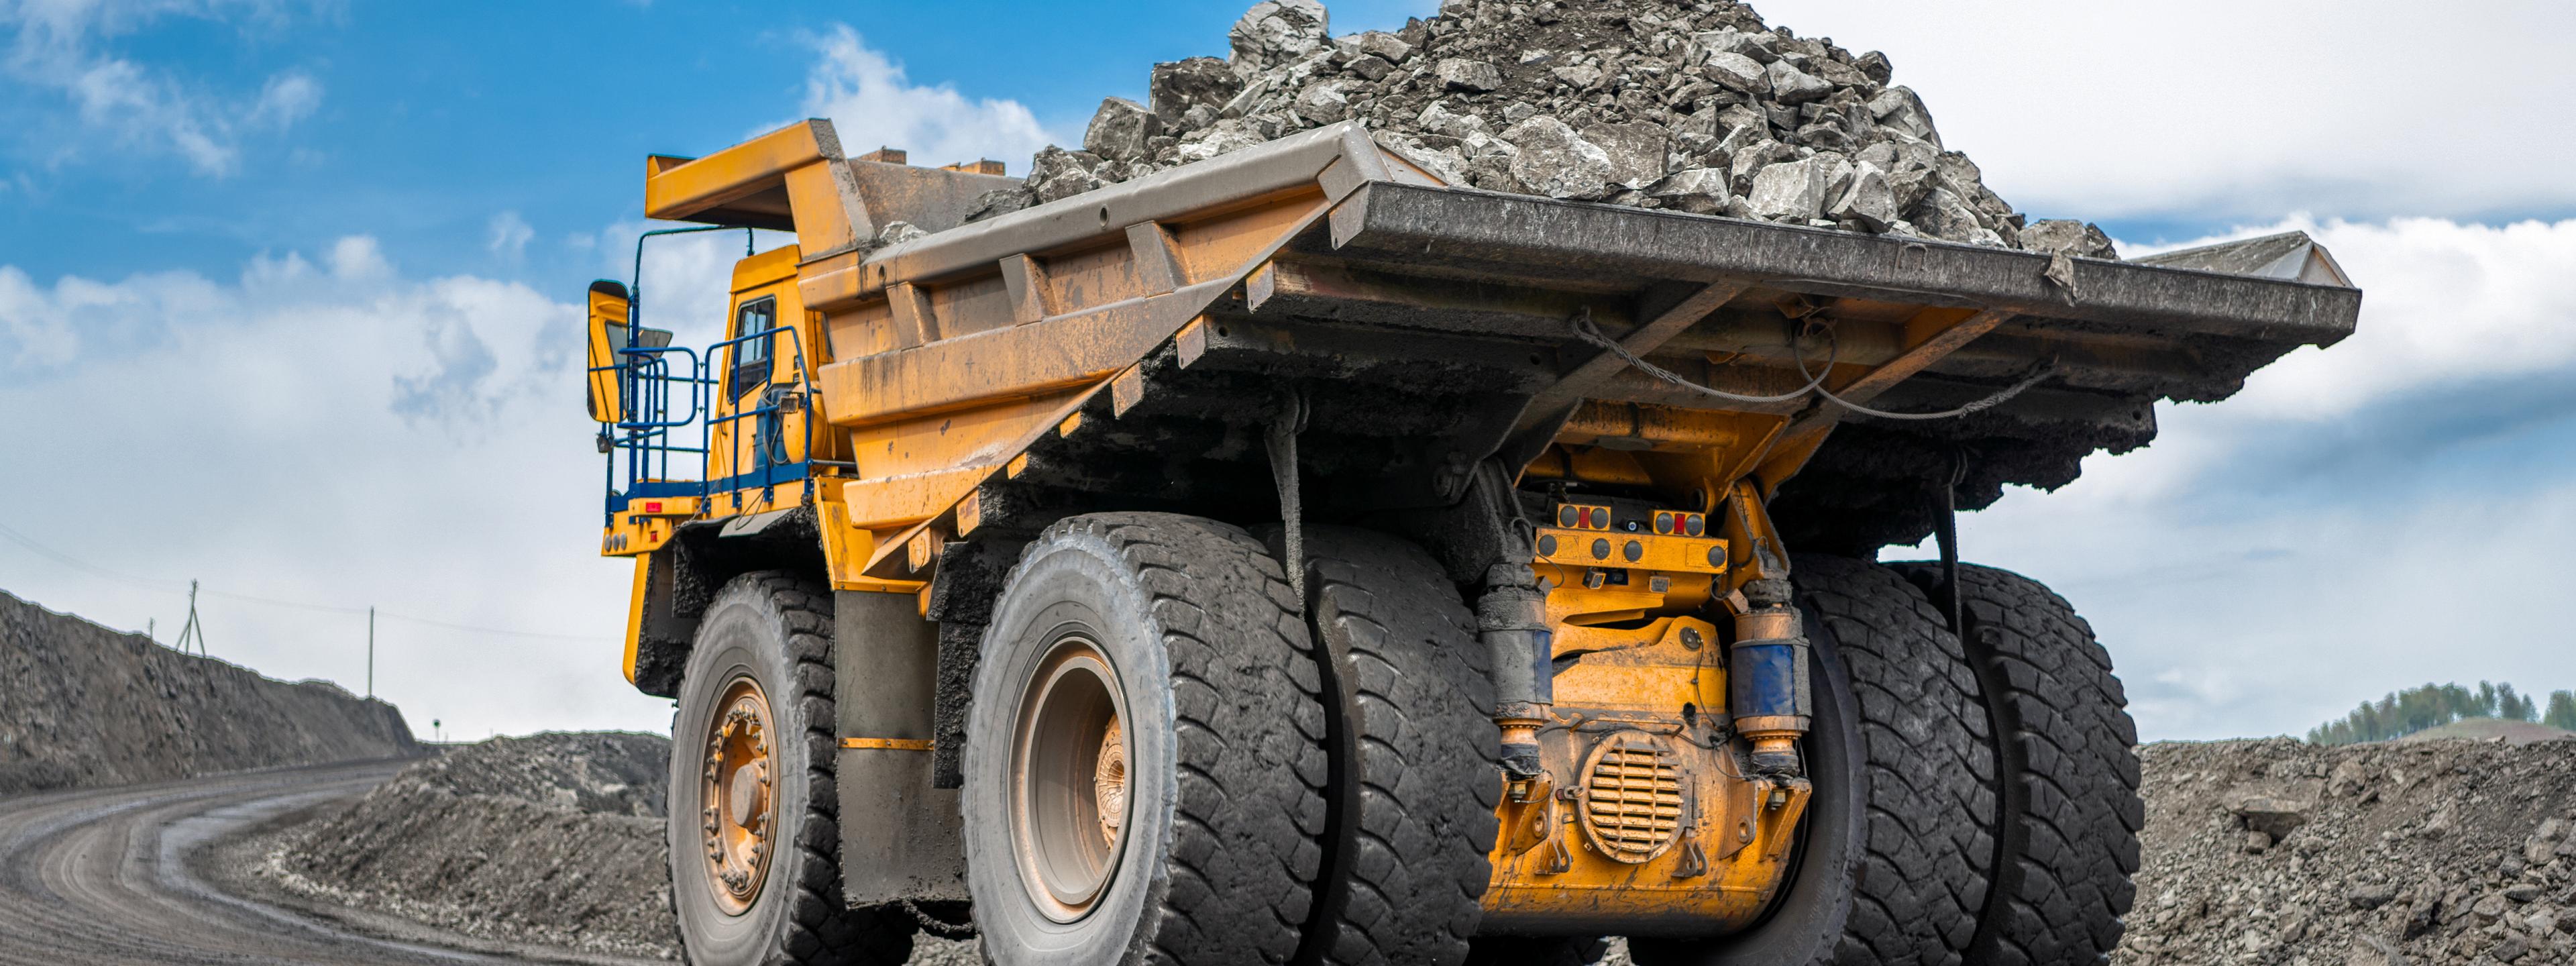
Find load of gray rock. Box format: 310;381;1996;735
2119;738;2576;965
974;0;2115;259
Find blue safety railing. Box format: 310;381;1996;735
593;322;818;525
594;227;824;527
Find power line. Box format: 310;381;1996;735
0;521;186;592
0;519;610;643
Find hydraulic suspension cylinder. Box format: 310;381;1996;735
1479;563;1553;782
1729;578;1811;775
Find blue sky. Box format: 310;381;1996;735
4;0;2574;741
1;1;1430;286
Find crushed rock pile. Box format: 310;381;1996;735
0;588;419;795
966;0;2113;260
2117;738;2576;965
261;732;681;959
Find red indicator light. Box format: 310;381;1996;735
1576;507;1594;529
645;501;663;513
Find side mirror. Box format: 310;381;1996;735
586;280;632;423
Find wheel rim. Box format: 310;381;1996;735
1009;635;1132;924
698;675;778;916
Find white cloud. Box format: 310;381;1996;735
3;0;323;176
1886;215;2576;739
486;210;533;261
0;241;670;739
327;233;387;280
1750;1;2576;223
794;25;1061;173
2198;218;2576;422
246;69;317;127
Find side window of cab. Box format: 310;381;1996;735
730;297;775;401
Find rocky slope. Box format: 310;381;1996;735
967;0;2113;260
260;732;682;959
0;588;419;795
2116;738;2576;965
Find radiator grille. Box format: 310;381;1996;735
1578;731;1685;864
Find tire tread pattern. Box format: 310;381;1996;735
683;572;913;966
1889;564;2143;966
1016;514;1331;966
1290;527;1498;966
1793;555;1996;966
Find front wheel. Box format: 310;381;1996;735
962;513;1330;966
667;572;913;966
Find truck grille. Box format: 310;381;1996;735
1578;731;1686;864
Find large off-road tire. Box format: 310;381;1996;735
1632;555;1996;966
1890;562;2143;966
668;572;914;966
963;513;1330;966
1274;526;1498;966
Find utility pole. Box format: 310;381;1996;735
147;618;154;643
367;606;376;698
172;580;207;656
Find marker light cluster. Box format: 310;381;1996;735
1652;511;1707;537
1555;504;1613;531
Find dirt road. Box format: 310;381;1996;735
0;759;635;965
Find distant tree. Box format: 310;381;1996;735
2547;691;2576;732
2306;681;2556;745
2497;683;2536;721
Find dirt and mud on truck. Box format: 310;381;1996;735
581;105;2357;965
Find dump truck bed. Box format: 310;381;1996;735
640;120;2360;576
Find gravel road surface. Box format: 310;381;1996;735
0;759;639;965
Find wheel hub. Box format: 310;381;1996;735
1095;718;1126;846
1010;637;1132;924
700;677;777;915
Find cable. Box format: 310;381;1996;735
1570;311;1838;405
0;521;608;642
1568;311;2057;422
0;521;186;592
1790;329;2057;421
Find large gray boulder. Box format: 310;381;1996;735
1149;57;1243;129
1501;115;1616;199
1083;97;1161;162
2019;219;2119;260
1230;0;1330;75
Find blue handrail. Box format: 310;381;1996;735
594;323;818;524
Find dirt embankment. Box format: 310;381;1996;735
252;732;982;963
0;589;419;795
2118;738;2576;965
254;732;681;960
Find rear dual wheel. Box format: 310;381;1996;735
1633;555;1998;966
962;513;1330;965
1891;562;2143;966
966;517;1500;966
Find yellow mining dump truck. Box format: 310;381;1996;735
584;119;2358;966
